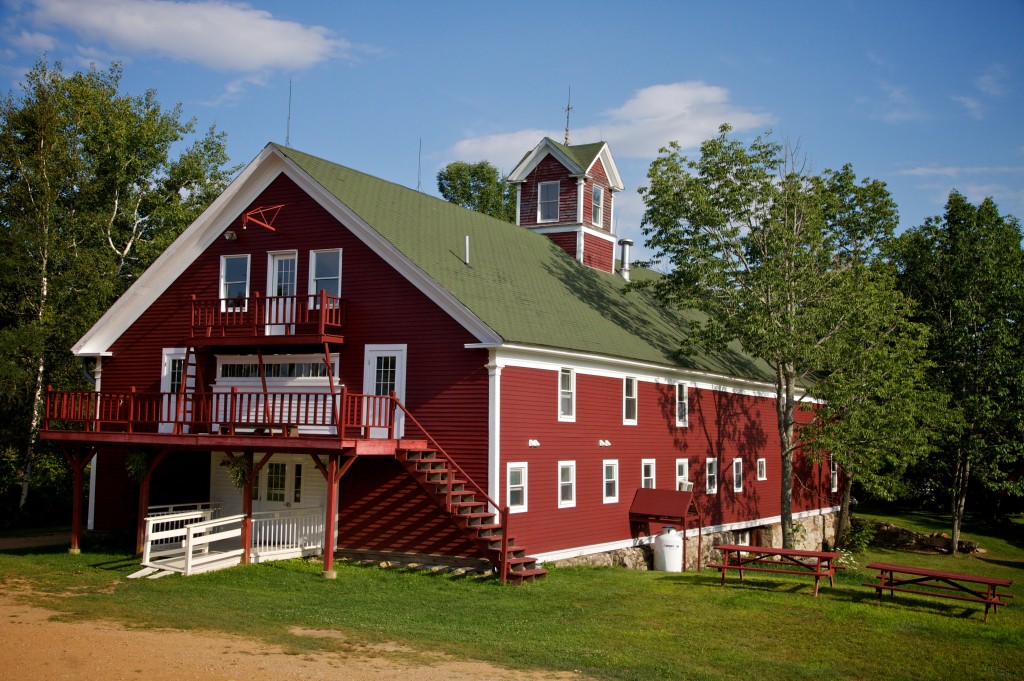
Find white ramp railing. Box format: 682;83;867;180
251;507;324;560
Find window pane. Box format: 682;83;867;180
293;464;302;503
266;463;285;502
312;250;341;297
539;182;559;221
509;488;524;507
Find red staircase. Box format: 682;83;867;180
396;448;547;585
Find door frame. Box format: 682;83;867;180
266;250;298;335
362;344;407;438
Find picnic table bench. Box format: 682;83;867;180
864;562;1013;622
709;544;844;596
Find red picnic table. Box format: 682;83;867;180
864;562;1013;622
709;544;843;596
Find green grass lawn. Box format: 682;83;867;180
2;510;1022;681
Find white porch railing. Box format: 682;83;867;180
140;512;245;576
251;507;324;561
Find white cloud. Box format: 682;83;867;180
870;82;924;124
952;95;984;120
9;30;55;52
28;0;355;72
975;64;1009;97
898;165;1024;178
445;81;773;170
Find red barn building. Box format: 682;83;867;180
42;138;839;580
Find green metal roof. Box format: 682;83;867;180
546;138;606;174
276;144;774;383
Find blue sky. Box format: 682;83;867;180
2;0;1022;261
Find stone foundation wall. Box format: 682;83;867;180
546;511;839;571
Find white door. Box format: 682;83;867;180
254;461;303;511
159;348;194;433
362;345;407;438
266;252;297;335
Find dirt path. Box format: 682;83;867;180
0;587;583;681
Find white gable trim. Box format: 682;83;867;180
73;145;501;356
507;138;584;183
587;144;625;192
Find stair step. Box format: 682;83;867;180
506;568;549;585
452;502;486;515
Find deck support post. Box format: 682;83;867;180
241;451;254;564
61;446;96;554
323;453;339;578
135;449;168;554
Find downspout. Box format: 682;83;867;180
80;357;97;386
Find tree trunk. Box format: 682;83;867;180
19;253;48;511
950;449;969;555
837;472;855;545
776;362;797;548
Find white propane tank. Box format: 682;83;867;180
654;526;684;572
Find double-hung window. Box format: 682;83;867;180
221;254;250;311
558;461;576;508
756;458;767;481
603;460;619;503
676;458;690;491
592;186;603;226
507;462;528;513
309;249;342;304
641;459;656;489
538;181;559;222
706;458;718;494
733;458;743;493
675;382;689;427
623;376;638;425
558;368;575;421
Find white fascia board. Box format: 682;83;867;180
582;225;617;244
507;139;582;183
465;342;796;400
73;145;501;356
586;143;624;192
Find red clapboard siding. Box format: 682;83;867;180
545;232;578;259
93;173;491;538
586;158;612;233
582;233;614;272
519;155;577;227
497;365;828;554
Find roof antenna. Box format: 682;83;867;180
417;138;422;192
286;79;292;146
564;86;573;146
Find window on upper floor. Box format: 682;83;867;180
757;458;767;481
220;254;250;311
559;368;575;421
592;186;604;226
706;458;718;494
733;458;743;493
641;458;656;489
623;376;638;425
310;249;342;301
538;181;560;222
830;456;839;493
558;461;576;508
676;382;689;428
676;458;690;491
507;462;528;513
603;459;619;503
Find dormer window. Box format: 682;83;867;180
592;186;603;226
538;181;559;222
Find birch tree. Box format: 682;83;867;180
0;60;233;513
638;125;900;547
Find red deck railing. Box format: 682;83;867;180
191;291;345;339
44;386;395;438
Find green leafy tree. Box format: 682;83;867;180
638;125;901;547
437;160;516;222
894;191;1024;551
0;59;234;514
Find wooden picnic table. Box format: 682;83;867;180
709;544;843;596
864;562;1013;622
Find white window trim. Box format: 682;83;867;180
830;456;839;493
558;367;575;422
675;458;690;491
557;460;576;509
706;458;718;495
507;461;528;513
641;458;656;489
220;253;250;311
538;181;560;223
756;458;767;481
308;248;342;305
675;382;689;428
592;185;603;226
623;376;638;426
733;458;743;493
603;459;619;504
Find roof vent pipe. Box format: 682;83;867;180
618;238;633;281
